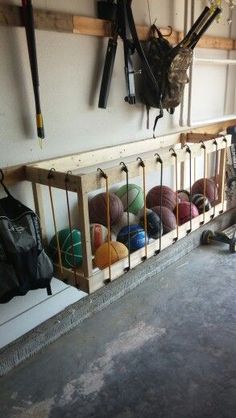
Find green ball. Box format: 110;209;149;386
115;184;144;215
49;228;82;268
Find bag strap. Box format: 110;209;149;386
125;1;160;97
0;169;14;198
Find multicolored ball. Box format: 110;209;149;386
191;194;211;214
117;224;147;251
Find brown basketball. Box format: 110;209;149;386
89;192;124;226
192;178;218;204
146;185;176;211
152;206;177;234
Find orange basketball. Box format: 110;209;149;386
94;241;128;270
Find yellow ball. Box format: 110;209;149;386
94;241;128;270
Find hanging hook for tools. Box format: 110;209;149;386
200;140;207;225
183;144;192;234
120;161;131;272
137;157;148;261
154;153;163;255
211;139;218;219
169;147;179;242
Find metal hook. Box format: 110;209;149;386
200;140;206;150
169;147;177;157
65;170;72;183
137;157;145;168
183;144;191;154
48;167;56;180
154;153;163;164
97;167;107;179
120;161;128;173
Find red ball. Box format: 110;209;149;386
89;192;124;226
146;185;176;211
151;206;177;234
192;178;218;204
175;201;199;225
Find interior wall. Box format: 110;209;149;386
0;0;235;348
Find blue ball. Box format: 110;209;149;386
117;224;147;252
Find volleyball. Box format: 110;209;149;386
111;211;137;236
115;184;144;215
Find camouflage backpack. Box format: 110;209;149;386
141;25;193;135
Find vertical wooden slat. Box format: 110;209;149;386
77;176;93;279
31;182;48;245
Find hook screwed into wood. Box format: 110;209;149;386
169;147;177;157
47;167;56;180
200;140;206;150
120;161;128;174
97;167;108;179
154;152;163;164
65;170;72;183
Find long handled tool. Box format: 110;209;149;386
21;0;45;140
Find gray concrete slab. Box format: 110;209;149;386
1;242;236;418
1;209;234;376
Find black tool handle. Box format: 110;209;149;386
190;7;221;49
180;6;211;48
22;0;45;139
98;36;118;108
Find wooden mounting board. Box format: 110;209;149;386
0;4;236;50
25;135;231;193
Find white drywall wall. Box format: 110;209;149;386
0;0;235;348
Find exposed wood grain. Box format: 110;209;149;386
0;4;236;50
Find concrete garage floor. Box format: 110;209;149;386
1;243;236;418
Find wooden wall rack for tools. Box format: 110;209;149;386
0;3;235;50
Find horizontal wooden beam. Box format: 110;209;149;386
0;165;26;186
0;4;235;50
